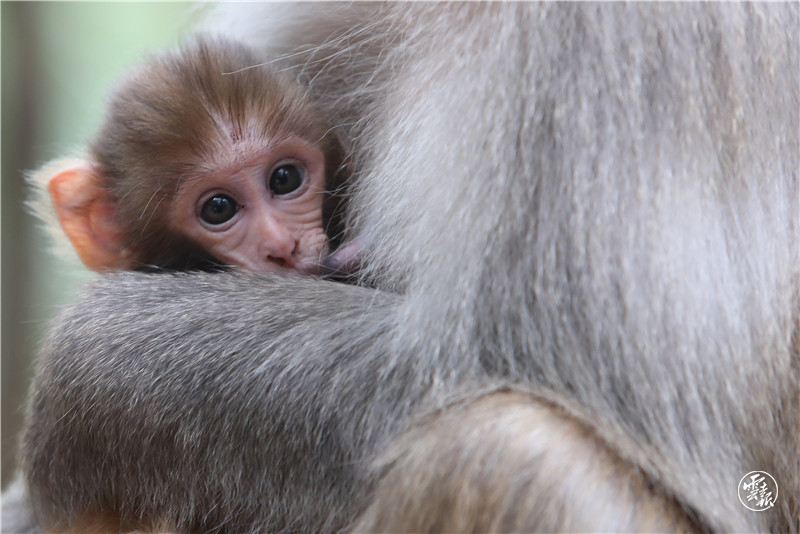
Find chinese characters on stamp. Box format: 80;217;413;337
738;471;778;512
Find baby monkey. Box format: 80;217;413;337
41;37;349;275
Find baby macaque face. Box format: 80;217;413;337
170;138;329;275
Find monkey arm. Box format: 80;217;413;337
22;271;421;533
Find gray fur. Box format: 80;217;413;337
15;3;800;532
2;477;38;534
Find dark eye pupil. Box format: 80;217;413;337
269;165;303;195
200;195;237;225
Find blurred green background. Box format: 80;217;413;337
1;2;203;488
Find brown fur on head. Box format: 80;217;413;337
89;36;346;268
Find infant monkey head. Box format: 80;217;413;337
46;37;346;274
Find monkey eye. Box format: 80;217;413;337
200;194;238;225
269;164;304;196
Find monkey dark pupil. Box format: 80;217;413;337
270;165;303;195
201;195;237;225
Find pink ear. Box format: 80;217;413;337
48;164;132;271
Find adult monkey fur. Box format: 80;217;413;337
6;2;799;532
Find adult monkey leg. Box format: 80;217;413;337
353;389;699;533
19;2;800;533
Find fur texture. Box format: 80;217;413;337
13;3;800;532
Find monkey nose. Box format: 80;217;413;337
266;250;297;270
260;227;298;269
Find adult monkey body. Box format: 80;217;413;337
8;3;799;533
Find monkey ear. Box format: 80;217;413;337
48;164;133;271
